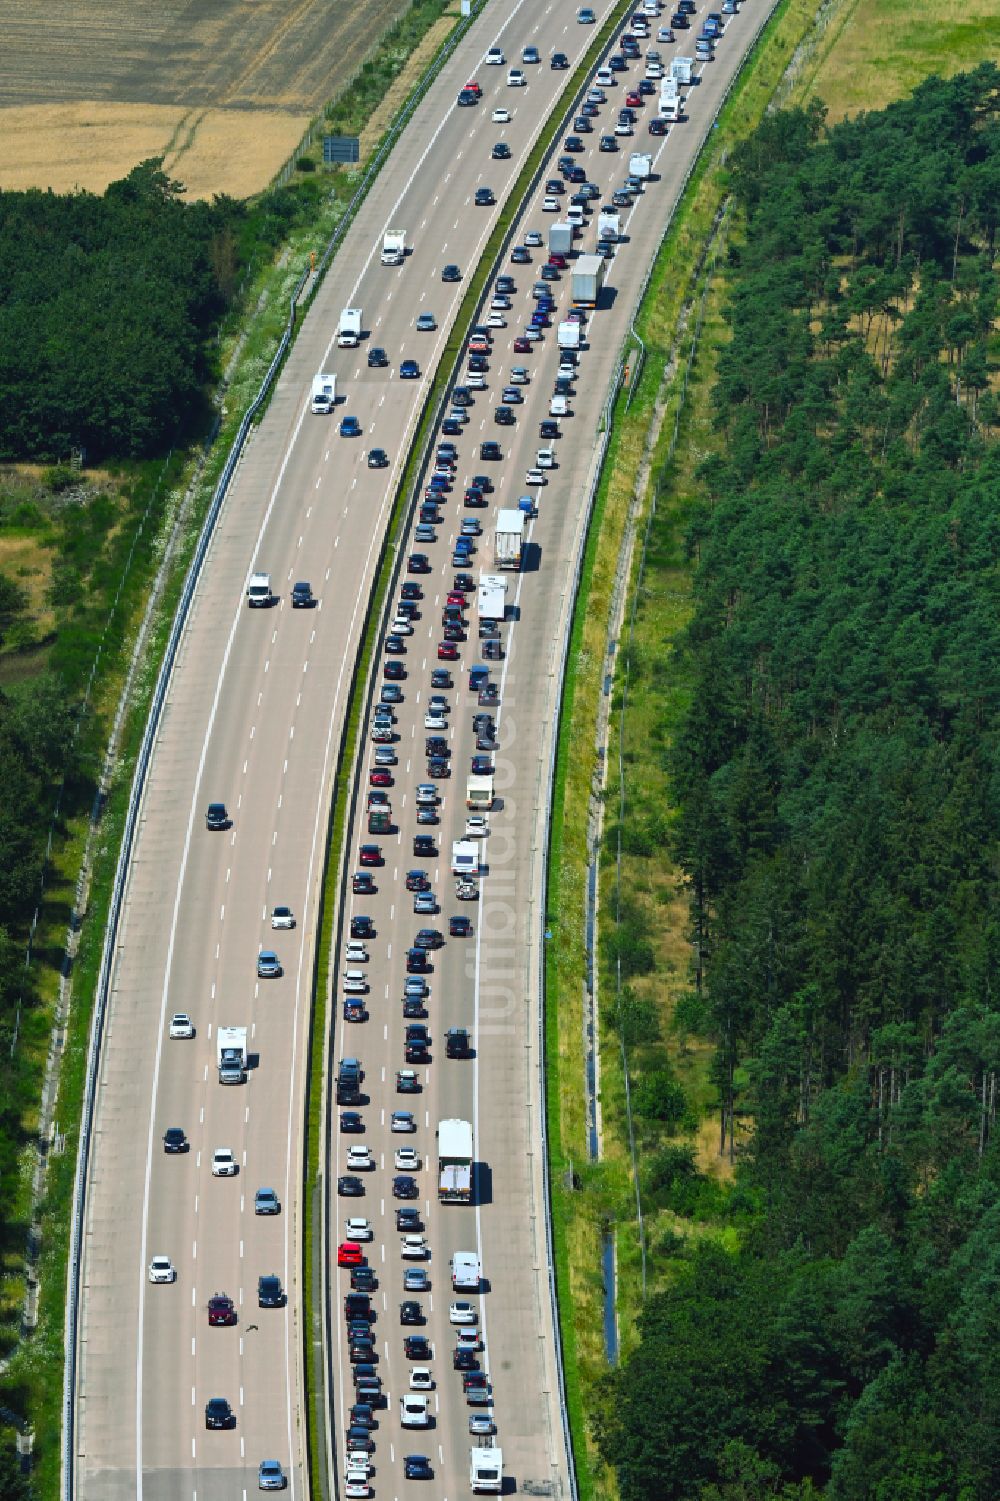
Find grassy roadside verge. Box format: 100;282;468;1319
0;2;497;1490
298;0;643;1492
543;0;831;1486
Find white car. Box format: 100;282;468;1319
450;1301;477;1325
410;1367;434;1390
343;970;368;993
395;1146;421;1170
615;119;633;135
542;196;560;212
657;25;675;41
537;447;556;468
550;395;568;416
391;616;413;635
391;1111;416;1133
646;62;663;78
212;1148;237;1176
465;816;489;838
347;1145;373;1170
491;106;511;122
507;68;526;86
347;1452;372;1475
524;230;543;246
424;711;447;729
525;467;546;485
400;1234;428;1259
522;326;542;342
345;940;369;963
168;1012;194;1039
148;1255;175;1283
509;366;529;384
457;1326;481;1349
490;294;511;310
270;904;295;929
344;1478;370;1499
345;1217;373;1242
400;1392;431;1427
486;311;506;328
466;372;487;389
486;46;505;63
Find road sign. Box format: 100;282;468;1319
323;135;360;165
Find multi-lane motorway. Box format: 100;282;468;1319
72;0;774;1497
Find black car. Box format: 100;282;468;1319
413;835;436;856
454;1347;479;1370
442;263;462;281
400;1299;423;1324
431;668;452;688
464;487;487;508
551;50;569;68
457;88;478;106
291;580;314;607
341;1110;364;1133
426;737;449;757
397;1206;422;1231
449;916;473;937
351;1266;377;1292
368;447;388;469
468;354;489;373
368;346;388;367
408;553;431;574
350;915;374;939
414;929;442;950
205;802;229;831
452;386;472;407
384;660;405;681
540;420;560;439
163;1127;188;1154
258;1274;284;1307
401;582;422;600
441;418;462;436
446;1027;471;1056
385;634;405;654
511;245;531;264
609;51;627;69
394;1174;419;1199
402;996;426;1018
495;405;515;426
405;1456;433;1480
554;378;574;396
471;755;493;775
492;142;511;159
496;275;515;294
404;1335;431;1360
205;1397;234;1430
345;1291;372;1319
480;441;502;461
475;187;495;206
338;1175;365;1196
427;758;450;778
406;1024;430;1046
350;1402;376;1429
564;135;584;152
406;948;429;976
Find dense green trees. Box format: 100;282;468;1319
598;66;1000;1498
0;158;300;461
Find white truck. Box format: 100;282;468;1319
629;152;653;181
310;371;337;413
494;510;525;570
548;222;574;256
451;839;479;878
557;319;581;351
451;1251;481;1290
337;307;363;347
671;54;693;84
217;1026;247;1084
246;572;272;607
466;774;495;811
477;573;507;621
572;254;604;308
597;209;621;243
438;1118;474;1203
471;1448;503;1494
381;230;406;266
660;74;679;107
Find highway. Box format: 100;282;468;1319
71;0;775;1495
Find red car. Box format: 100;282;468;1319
370;769;392;787
446;592;466;608
338;1242;364;1267
437;642;459;660
548;253;567;268
359;844;381;866
626;90;642;107
208;1292;237;1327
465;79;482;96
468;337;490;355
513;337;532;353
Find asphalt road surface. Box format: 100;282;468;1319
72;0;775;1497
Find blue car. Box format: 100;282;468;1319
340;415;362;437
400;359;420;379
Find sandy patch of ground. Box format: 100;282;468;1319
359;12;459;161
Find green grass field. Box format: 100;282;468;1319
800;0;1000;119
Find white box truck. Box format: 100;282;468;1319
217;1026;247;1084
660;75;678;107
572;254;604;308
471;1448;504;1494
338;307;363;347
451;1251;481;1291
477;573;507;620
558;320;581;351
310;372;337;413
451;839;479;878
466;774;495;811
548;222;574;256
629;152;653;181
381;230;406;266
438;1118;474;1203
671;55;693;84
494;511;525;570
597;209;621;242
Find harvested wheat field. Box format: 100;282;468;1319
0;0;411;198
